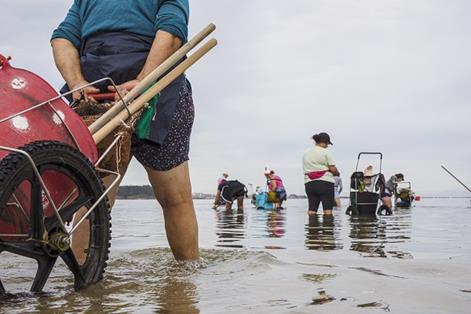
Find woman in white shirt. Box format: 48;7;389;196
303;132;339;215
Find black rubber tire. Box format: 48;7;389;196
377;205;393;216
345;206;354;216
0;141;111;290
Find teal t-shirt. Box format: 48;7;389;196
51;0;189;48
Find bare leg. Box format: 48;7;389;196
236;196;244;210
382;196;392;209
308;210;318;216
71;164;129;264
145;162;199;261
70;208;90;265
212;190;222;209
323;209;333;215
225;201;233;210
102;173;126;208
335;198;341;208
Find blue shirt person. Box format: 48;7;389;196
51;0;200;262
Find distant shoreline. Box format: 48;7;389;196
117;185;308;200
117;185;470;200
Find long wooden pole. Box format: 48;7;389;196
441;165;471;193
93;38;218;144
88;23;216;134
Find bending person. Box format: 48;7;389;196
51;0;199;262
213;180;247;210
382;173;404;209
212;176;228;209
303;132;339;216
264;170;287;209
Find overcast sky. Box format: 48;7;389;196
1;1;470;196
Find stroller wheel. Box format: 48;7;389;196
345;206;354;216
378;205;393;216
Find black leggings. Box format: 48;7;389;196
305;180;335;212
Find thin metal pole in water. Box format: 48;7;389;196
441;165;471;193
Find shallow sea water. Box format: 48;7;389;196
1;198;471;313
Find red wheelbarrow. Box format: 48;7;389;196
0;24;217;294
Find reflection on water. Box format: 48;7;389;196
265;210;286;238
251;209;286;240
212;206;412;257
1;199;470;313
305;215;343;251
349;209;412;258
214;208;287;249
154;278;199;313
215;209;246;248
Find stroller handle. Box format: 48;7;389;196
355;152;383;173
357;152;383;159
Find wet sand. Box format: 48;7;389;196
1;198;470;313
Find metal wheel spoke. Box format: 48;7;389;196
61;249;86;290
31;256;57;293
1;241;44;260
0;242;56;293
0;141;111;294
44;196;92;231
0;248;5;294
30;176;44;239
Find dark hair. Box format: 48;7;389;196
270;170;275;175
312;132;332;145
395;173;404;180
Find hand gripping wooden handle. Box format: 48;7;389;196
89;23;216;134
93;38;218;144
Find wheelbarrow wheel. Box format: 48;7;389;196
377;205;393;216
345;206;354;216
0;141;111;293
